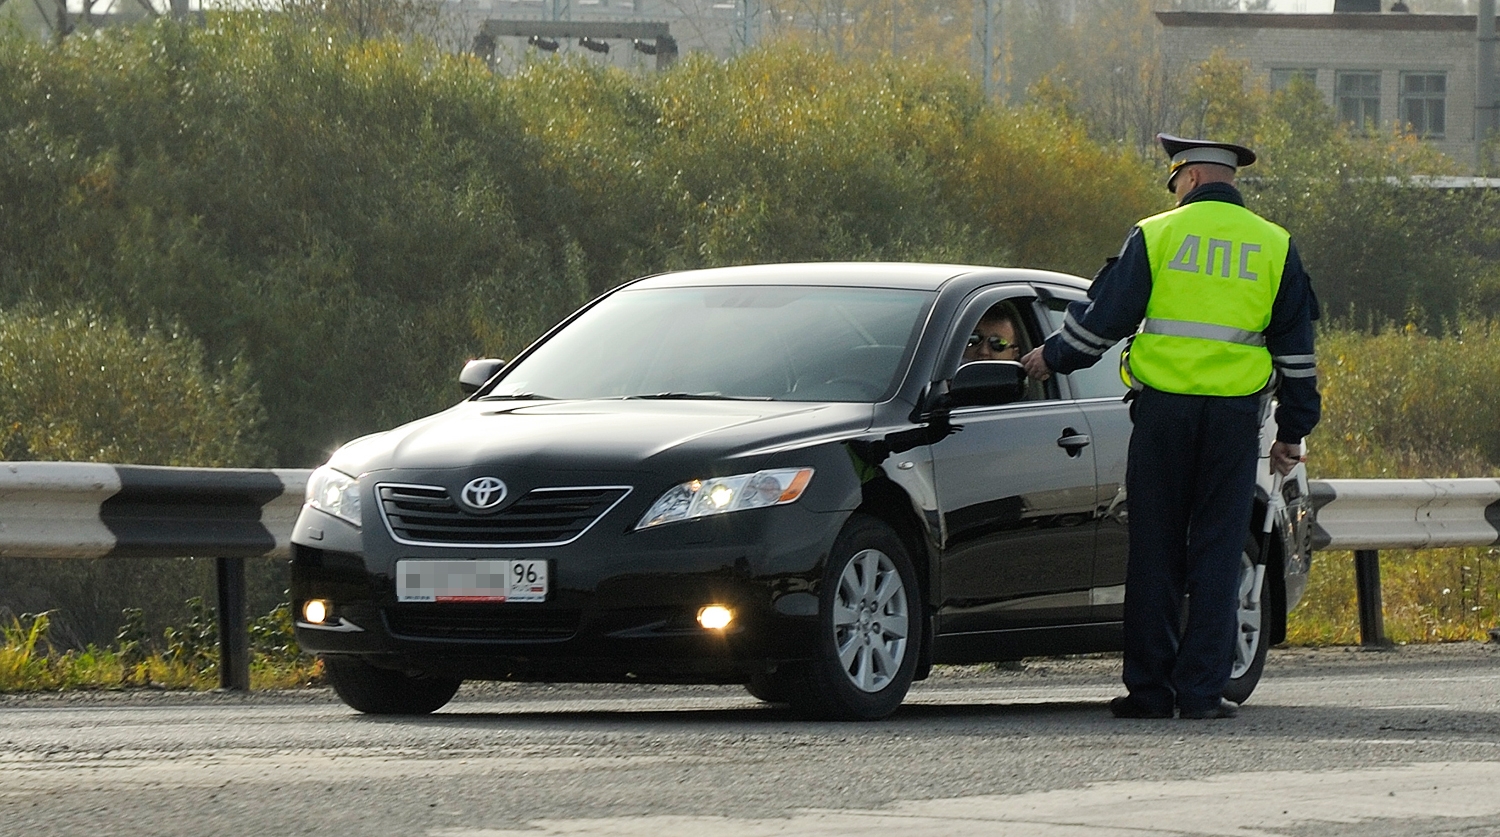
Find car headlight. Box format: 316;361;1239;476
636;467;814;530
306;465;362;527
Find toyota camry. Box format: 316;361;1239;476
290;263;1312;720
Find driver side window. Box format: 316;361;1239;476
954;296;1055;401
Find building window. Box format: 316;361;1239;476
1270;68;1317;93
1336;71;1381;132
1400;72;1446;138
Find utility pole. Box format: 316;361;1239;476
737;0;760;52
552;0;570;23
891;0;899;58
1481;0;1498;172
975;0;998;100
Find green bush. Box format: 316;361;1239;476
0;308;269;465
1312;321;1500;479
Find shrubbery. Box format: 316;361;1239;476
0;17;1162;464
1313;321;1500;479
0;309;268;465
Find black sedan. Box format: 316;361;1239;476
291;263;1312;720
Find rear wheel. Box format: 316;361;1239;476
1223;534;1272;705
322;655;461;715
787;514;922;721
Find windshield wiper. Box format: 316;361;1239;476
479;392;554;401
622;392;773;401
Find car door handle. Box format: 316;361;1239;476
1057;428;1091;456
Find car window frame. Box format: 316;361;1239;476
937;285;1061;409
1031;286;1132;403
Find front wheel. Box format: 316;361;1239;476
322;655;462;715
745;671;791;704
1222;535;1271;705
787;514;922;721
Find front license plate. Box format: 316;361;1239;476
396;560;548;603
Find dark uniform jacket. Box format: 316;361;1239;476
1039;182;1321;444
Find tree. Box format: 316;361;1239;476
273;0;442;42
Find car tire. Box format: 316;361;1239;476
1223;533;1272;706
323;655;462;715
745;672;791;704
787;514;922;721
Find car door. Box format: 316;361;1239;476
930;288;1099;635
1036;290;1133;623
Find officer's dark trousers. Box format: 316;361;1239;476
1123;387;1260;715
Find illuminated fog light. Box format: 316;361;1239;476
303;599;329;624
697;605;734;630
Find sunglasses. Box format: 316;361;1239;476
967;333;1015;353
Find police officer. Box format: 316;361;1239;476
1020;133;1320;720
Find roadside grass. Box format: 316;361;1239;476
0;606;322;694
1287;546;1500;645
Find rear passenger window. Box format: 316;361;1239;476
1040;298;1129;400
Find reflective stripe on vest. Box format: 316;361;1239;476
1127;200;1289;397
1141;318;1266;347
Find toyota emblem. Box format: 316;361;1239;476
460;477;508;511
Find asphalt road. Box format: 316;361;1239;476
3;643;1499;837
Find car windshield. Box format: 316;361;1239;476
484;285;932;402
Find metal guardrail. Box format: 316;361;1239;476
3;464;1499;687
1310;478;1500;646
0;462;310;689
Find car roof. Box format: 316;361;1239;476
626;262;1091;293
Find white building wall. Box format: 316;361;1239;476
1160;14;1481;170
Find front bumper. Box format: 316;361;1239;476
291;502;845;683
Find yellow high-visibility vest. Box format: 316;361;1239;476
1126;200;1289;396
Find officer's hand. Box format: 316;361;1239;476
1020;347;1051;381
1270;441;1303;476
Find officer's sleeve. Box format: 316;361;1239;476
1042;226;1152;376
1264;241;1321;444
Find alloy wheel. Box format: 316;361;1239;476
832;547;910;693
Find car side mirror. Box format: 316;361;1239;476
949;360;1028;408
459;358;507;395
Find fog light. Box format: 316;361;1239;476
303;599;329;624
697;605;733;630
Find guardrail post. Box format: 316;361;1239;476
215;556;251;690
1353;549;1391;648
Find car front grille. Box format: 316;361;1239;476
377;483;631;547
384;604;580;642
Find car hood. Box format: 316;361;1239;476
327;399;875;476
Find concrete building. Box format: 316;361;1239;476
455;0;748;72
1157;5;1491;170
